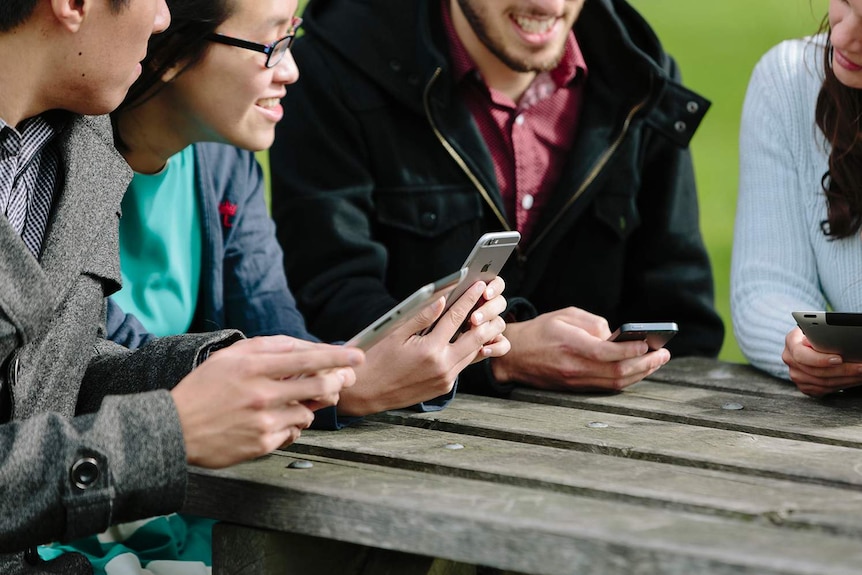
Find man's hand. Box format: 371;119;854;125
171;336;363;468
489;307;669;392
783;327;862;396
339;277;508;416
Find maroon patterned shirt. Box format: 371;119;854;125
442;1;587;245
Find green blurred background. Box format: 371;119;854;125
263;0;827;363
628;0;826;362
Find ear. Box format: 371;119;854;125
50;0;87;33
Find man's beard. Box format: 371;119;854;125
457;0;566;73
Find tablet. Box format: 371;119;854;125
792;311;862;362
344;268;467;351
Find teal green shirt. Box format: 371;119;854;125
112;145;202;337
40;146;212;573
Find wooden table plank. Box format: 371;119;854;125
185;452;862;575
291;422;862;536
643;357;799;397
511;380;862;448
372;395;862;488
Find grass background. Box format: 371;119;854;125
263;0;827;363
627;0;827;362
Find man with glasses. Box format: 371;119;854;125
0;2;357;574
270;0;724;396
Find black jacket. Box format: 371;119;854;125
271;0;724;395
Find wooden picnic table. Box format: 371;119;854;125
183;357;862;575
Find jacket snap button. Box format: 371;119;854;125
71;457;100;489
686;101;699;114
674;120;687;133
389;59;402;72
420;211;437;229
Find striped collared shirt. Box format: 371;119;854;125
0;113;64;258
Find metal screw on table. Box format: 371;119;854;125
444;443;464;450
287;460;314;469
722;402;744;411
587;422;609;428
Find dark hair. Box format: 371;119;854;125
0;0;129;33
815;17;862;239
116;0;234;113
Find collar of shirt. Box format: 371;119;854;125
441;0;588;105
0;111;67;164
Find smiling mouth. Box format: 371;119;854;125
513;14;556;34
256;97;281;108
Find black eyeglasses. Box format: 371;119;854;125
207;17;302;69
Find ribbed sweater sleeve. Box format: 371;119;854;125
731;36;862;379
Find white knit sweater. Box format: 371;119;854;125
731;35;862;379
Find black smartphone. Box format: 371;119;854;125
609;322;679;350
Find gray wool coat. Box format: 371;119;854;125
0;114;241;574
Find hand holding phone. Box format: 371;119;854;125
344;268;467;351
420;231;520;336
608;322;678;350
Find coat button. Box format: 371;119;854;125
71;457;100;490
420;211;437;229
674;120;687;133
686;100;700;114
389;59;402;73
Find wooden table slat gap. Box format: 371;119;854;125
507;392;862;450
644;358;801;398
286;442;862;538
371;411;862;491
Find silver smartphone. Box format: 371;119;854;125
792;311;862;362
419;231;520;335
441;231;520;315
344;268;467;351
608;322;679;350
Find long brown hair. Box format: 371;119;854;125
815;19;862;239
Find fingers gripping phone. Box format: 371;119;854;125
344;268;467;351
420;231;521;335
609;322;679;350
793;311;862;362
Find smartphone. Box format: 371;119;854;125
609;322;679;350
419;231;521;336
344;268;467;351
792;311;862;362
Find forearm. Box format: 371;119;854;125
0;391;185;551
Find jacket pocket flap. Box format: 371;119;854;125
593;193;641;240
376;185;483;238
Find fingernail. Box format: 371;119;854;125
829;356;842;365
482;346;492;356
348;351;363;365
485;287;495;298
473;311;484;324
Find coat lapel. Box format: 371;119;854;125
0;115;131;349
40;115;132;305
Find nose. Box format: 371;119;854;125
153;0;171;34
274;50;300;85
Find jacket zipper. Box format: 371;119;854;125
524;92;650;258
424;67;650;264
423;68;512;234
